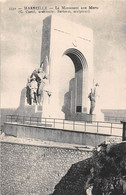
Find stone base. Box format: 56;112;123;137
65;113;96;122
14;105;43;118
15;87;43;118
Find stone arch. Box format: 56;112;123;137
63;48;88;72
40;15;93;119
62;48;88;119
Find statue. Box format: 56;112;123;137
88;83;99;114
29;75;38;105
88;88;95;115
25;56;51;106
36;67;47;105
26;77;32;105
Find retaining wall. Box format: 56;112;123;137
4;123;121;147
0;138;92;195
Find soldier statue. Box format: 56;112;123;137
29;75;38;105
88;83;99;114
26;56;51;106
26;77;32;105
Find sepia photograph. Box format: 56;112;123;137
0;0;126;194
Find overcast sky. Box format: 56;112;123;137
1;0;126;109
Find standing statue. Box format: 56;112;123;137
26;77;32;105
88;88;95;115
36;67;47;105
29;75;38;105
88;83;99;114
26;56;51;106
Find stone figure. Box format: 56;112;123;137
26;77;32;105
36;67;47;105
37;80;46;105
88;89;95;114
29;75;38;105
26;60;51;106
88;83;99;114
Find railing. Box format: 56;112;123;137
104;116;126;122
6;115;123;137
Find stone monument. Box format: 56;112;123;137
39;15;94;120
16;15;103;121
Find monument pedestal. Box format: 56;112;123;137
65;113;96;122
14;88;42;118
15;105;43;118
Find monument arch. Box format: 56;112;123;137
17;15;103;121
40;15;94;119
62;48;88;119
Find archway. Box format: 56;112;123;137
62;48;88;119
40;15;93;119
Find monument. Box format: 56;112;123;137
40;15;94;120
17;15;103;121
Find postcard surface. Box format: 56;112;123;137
1;0;126;195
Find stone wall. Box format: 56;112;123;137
52;142;126;195
4;123;121;147
1;137;92;195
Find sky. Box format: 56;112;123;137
1;0;126;109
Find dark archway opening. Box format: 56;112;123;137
64;48;88;72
